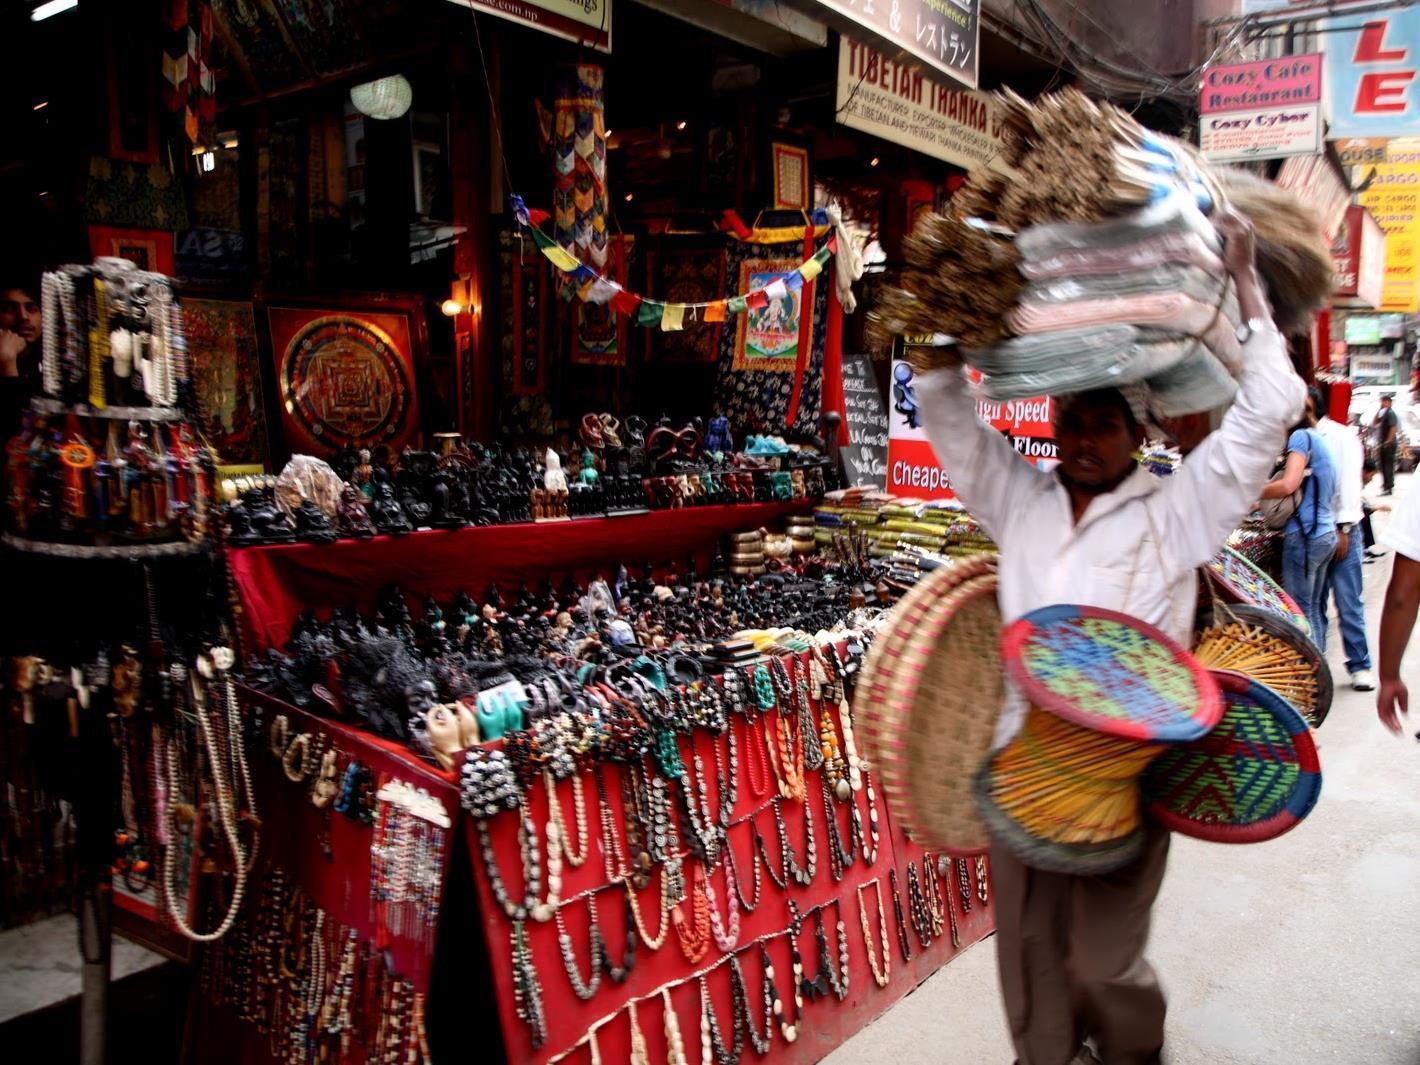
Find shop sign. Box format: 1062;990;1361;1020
886;352;1055;501
1358;149;1420;313
1198;54;1322;162
834;39;1006;171
1350;353;1395;382
1323;7;1420;138
1332;205;1386;308
800;0;979;89
1381;313;1407;339
1345;315;1383;346
175;227;247;281
444;0;611;51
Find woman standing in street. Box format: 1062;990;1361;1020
1262;391;1339;639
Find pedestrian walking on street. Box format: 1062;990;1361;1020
1262;393;1339;642
1377;482;1420;734
912;211;1303;1065
1314;381;1374;690
1373;393;1399;495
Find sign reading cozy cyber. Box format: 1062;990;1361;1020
887;357;1056;501
1198;55;1322;162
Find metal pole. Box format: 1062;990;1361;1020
78;885;111;1065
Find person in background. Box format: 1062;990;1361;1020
1373;393;1399;496
1314;381;1374;689
913;210;1302;1065
1376;480;1420;734
1262;390;1338;641
0;271;42;438
1362;458;1389;562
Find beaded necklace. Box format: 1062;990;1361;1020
976;854;990;904
772;793;816;886
628;999;652;1065
663;987;690;1065
700;973;743;1065
774;915;805;1044
956;855;973;914
739;713;773;800
923;855;946;938
822;773;856;882
795;658;824;774
705;856;740;950
601;893;637;984
544;768;589;868
626;872;670;951
731;952;774;1055
673;865;712;963
906;863;934;949
554;897;604;1000
890;868;913;963
723;833;761;914
856;879;891;988
511;919;549;1049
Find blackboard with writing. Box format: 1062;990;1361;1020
840;352;889;488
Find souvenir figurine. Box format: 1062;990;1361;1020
292;499;338;543
371;481;412;536
353;448;375;501
336;484;377;539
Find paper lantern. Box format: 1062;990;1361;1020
350;75;412;121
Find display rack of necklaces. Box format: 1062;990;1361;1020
463;639;997;1065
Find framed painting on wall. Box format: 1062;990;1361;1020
732;257;811;372
88;226;176;276
182;297;271;470
265;296;426;461
771;142;810;211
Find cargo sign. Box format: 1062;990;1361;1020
835;39;1007;171
1199;55;1322;162
1358;148;1420;313
1323;8;1420;138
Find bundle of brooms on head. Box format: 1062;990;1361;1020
874;89;1334;376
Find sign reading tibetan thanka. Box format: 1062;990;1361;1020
835;38;1007;170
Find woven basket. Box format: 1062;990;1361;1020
1000;604;1222;742
1145;669;1321;842
1204;546;1310;638
1194;602;1332;729
857;555;1001;853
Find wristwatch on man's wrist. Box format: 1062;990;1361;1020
1236;317;1273;344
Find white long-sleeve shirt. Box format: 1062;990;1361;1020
915;325;1305;747
1314;416;1363;525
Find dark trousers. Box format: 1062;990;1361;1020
1381;444;1397;493
992;824;1171;1065
1362;504;1376;550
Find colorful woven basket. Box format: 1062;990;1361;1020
1204;546;1310;637
978;604;1220;875
1000;604;1222;742
1144;669;1321;842
857;555;1000;853
1194;602;1332;729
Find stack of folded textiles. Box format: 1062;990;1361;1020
814;495;997;557
873;88;1331;427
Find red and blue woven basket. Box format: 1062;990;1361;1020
1205;546;1311;638
1000;603;1221;743
1144;669;1322;843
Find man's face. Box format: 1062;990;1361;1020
0;288;40;342
1055;396;1141;488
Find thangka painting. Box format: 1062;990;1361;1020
572;234;633;366
653;243;726;364
183;298;271;469
266;300;424;459
732;257;813;372
716;239;828;436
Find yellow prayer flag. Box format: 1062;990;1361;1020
660;303;686;331
542;244;581;273
799;257;823;282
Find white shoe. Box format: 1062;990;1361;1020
1367;546;1388;558
1351;669;1377;692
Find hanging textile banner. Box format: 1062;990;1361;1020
510;194;836;331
